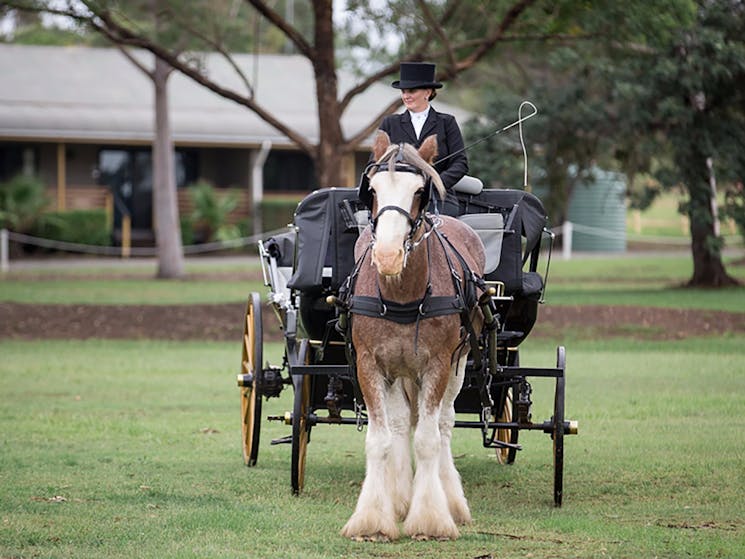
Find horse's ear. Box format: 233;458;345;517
373;130;391;161
418;134;438;163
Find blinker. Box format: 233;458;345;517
357;161;433;213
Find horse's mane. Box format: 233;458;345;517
372;143;446;201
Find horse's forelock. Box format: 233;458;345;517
401;144;446;200
371;143;445;201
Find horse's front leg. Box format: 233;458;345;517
387;377;413;520
341;363;399;542
439;354;471;525
404;363;460;540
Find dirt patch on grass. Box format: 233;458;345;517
1;302;742;341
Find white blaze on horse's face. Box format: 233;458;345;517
370;171;424;277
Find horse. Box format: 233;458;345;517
340;131;486;541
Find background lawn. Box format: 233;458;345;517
1;336;744;558
1;247;743;557
2;252;744;309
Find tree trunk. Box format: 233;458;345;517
680;140;739;287
152;55;185;279
311;0;346;187
687;189;738;287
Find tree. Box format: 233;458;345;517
101;0;185;278
466;1;743;286
640;0;744;286
464;46;622;225
13;0;733;286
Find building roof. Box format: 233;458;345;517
0;44;470;149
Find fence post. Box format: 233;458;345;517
562;221;573;260
121;215;131;258
1;228;8;273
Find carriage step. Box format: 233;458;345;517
270;435;292;446
497;330;525;343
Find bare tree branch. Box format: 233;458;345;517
115;43;154;79
416;0;456;70
346;98;404;149
160;5;254;97
88;6;314;153
244;0;314;59
451;0;537;75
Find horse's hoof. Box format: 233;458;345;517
404;516;459;541
410;533;455;541
450;502;472;525
350;533;392;543
341;515;399;542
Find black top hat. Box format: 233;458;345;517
391;62;443;90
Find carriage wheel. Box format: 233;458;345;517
553;346;566;507
291;373;311;495
239;293;264;467
496;349;519;465
495;387;519;464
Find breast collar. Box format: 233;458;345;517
339;215;483;327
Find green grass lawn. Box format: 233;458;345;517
2;253;745;308
545;254;745;311
0;258;266;304
1;337;744;558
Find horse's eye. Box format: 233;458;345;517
415;188;425;197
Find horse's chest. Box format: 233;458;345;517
352;315;462;376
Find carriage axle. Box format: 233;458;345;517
455;418;579;436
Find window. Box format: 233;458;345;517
0;144;35;182
264;150;317;192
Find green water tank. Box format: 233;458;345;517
567;168;627;252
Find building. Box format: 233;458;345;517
0;44;469;241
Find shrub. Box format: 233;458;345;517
180;215;196;246
0;174;50;232
35;209;110;246
260;197;302;233
186;181;240;242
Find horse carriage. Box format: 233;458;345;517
237;135;578;539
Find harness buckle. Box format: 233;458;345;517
354;399;365;432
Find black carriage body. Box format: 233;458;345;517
268;186;554;419
252;185;574;503
265;188;365;420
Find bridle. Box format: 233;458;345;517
361;143;435;262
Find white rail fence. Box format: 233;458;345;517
0;227;287;272
1;223;742;272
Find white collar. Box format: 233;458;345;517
408;106;430;120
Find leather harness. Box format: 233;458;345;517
336;213;486;363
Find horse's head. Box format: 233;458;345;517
359;131;446;277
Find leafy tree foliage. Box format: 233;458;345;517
636;0;744;285
465;0;742;285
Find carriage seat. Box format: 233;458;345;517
453;175;484;195
455;188;550;346
457;211;543;302
457;212;504;275
519;271;544;300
